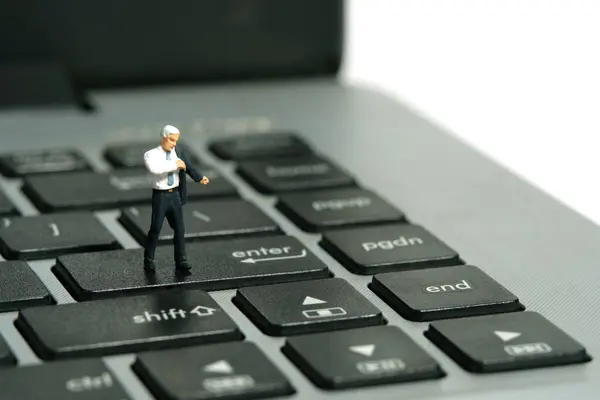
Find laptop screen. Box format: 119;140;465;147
0;0;344;89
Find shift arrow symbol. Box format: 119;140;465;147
189;305;218;316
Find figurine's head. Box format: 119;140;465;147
160;125;180;152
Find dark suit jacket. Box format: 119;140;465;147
176;149;203;205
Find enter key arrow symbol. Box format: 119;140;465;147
240;249;307;264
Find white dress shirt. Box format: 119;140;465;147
144;145;180;190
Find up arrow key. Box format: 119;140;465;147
190;305;218;317
349;344;375;357
494;330;521;342
204;360;233;374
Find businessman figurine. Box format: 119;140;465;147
143;125;209;272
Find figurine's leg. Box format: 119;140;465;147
144;192;167;267
166;195;188;269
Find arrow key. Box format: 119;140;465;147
282;325;444;390
133;341;295;400
233;278;384;336
425;311;592;373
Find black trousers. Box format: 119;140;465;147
144;189;186;261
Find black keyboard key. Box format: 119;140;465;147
425;311;592;373
188;165;239;197
0;261;54;312
237;154;355;194
0;212;120;260
321;224;461;274
283;326;444;390
23;167;237;212
371;265;524;321
104;140;200;168
15;290;242;360
0;148;91;177
119;198;280;245
209;132;313;160
233;278;384;336
133;341;295;400
0;334;16;366
0;192;18;216
54;236;331;300
0;359;133;399
277;187;405;232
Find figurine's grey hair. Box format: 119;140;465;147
160;125;180;137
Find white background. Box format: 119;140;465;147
343;0;600;224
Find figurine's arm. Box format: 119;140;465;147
144;151;178;175
180;152;204;182
186;165;204;182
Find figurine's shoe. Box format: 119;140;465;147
175;257;191;270
143;257;156;271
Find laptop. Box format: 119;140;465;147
0;1;596;399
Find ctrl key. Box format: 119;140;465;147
133;341;295;400
0;359;132;400
425;311;592;373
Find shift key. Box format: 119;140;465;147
15;290;242;360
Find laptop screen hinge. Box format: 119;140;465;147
0;60;93;112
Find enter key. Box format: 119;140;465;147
54;235;331;300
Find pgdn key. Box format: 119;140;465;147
321;224;462;274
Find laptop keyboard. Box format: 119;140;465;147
0;133;592;399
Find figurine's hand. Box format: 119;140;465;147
176;159;186;170
200;176;210;184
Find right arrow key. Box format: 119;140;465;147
425;311;592;373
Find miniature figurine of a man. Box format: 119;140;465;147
143;125;209;272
